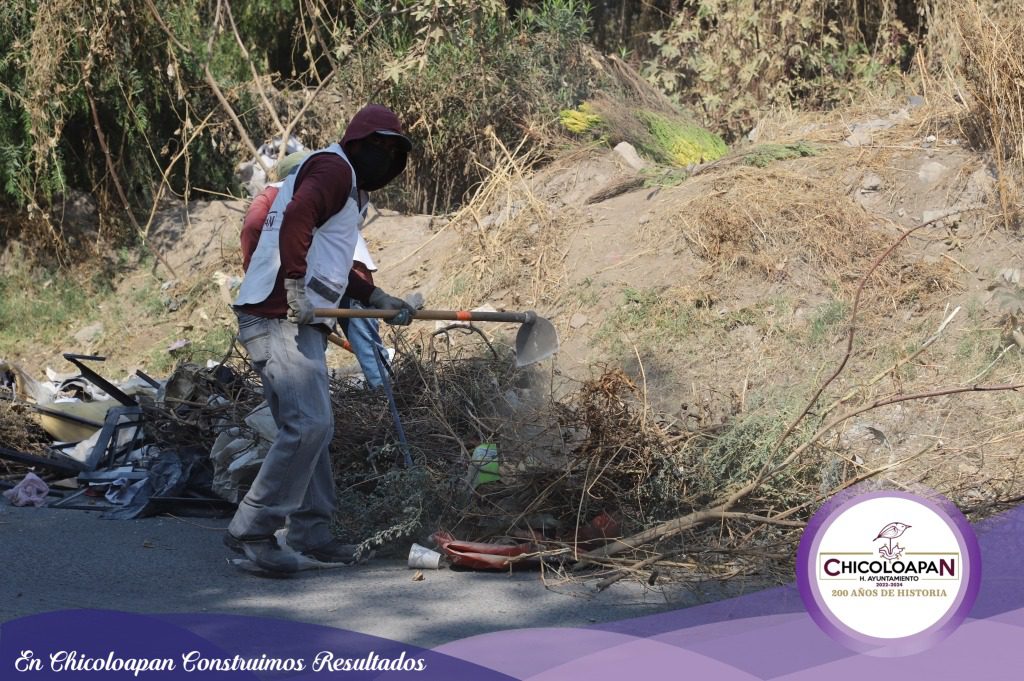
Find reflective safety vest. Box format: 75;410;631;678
234;144;363;326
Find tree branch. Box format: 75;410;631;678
277;13;385;148
224;0;286;142
85;84;178;278
751;208;985;497
582;381;1022;561
820;305;962;417
143;0;269;176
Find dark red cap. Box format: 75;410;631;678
341;104;412;151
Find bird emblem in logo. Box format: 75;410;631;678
874;521;911;560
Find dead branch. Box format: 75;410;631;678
278;14;385;150
595;547;687;591
224;0;286;142
967;344;1016;384
303;0;340;74
84;82;178;279
580;509;808;564
583;381;1023;561
143;0;269;176
743;210;986;496
766;219;933;465
140;109;217;239
585;175;645;204
578;210;1011;562
763;205;984;466
202;71;267;176
819;305;962;417
963;493;1024;516
591;511;805;589
756;443;937;528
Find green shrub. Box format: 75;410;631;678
743;142;820;168
0;0;603;242
0;0;297;250
355;0;597;213
644;1;914;140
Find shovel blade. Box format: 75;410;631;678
514;313;559;367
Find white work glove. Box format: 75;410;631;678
368;287;416;326
284;278;315;324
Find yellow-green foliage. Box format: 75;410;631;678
560;103;603;134
562;100;727;167
640;111;728;166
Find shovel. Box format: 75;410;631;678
314;308;559;367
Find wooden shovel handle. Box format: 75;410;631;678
314;308;535;324
327;334;353;353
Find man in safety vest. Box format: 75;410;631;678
227;104;414;574
241;151;393;390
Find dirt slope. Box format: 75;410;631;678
7;97;1024;512
419;98;1023;510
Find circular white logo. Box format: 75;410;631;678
798;490;980;655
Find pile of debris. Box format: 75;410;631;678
0;354;230;518
1;329;831;586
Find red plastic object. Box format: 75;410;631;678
432;531;539;570
578;511;621;544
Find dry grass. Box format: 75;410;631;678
889;259;961;305
745;82;977;179
953;1;1024;227
827;385;1024;523
0;399;53;467
655;166;894;286
441;132;582;310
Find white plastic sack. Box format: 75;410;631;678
209;402;277;503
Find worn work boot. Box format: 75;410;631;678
223;532;244;554
231;534;300;574
300;539;373;565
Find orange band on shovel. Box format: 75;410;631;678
456;311;472;321
328;334;354;354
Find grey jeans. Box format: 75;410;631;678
228;312;337;551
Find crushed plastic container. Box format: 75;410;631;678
470;443;500;488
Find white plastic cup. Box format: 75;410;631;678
408;543;444;569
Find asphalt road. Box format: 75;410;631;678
0;504;755;648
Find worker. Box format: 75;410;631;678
242;153;392;390
227;104;414;574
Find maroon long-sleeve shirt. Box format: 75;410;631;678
237;153;375;317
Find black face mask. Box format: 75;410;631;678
348;146;393;191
